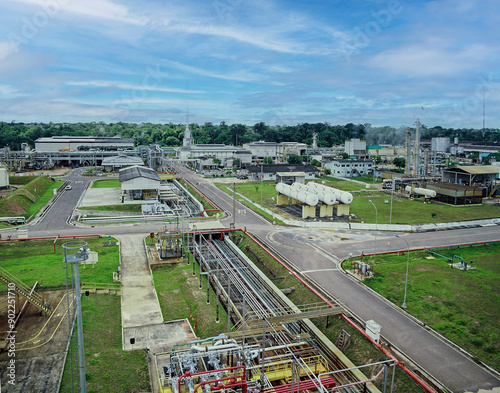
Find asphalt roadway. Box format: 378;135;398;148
3;166;500;393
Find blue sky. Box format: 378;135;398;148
0;0;499;128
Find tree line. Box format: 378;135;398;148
0;121;498;151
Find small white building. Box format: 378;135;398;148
324;159;373;177
119;165;161;201
247;164;319;181
345;139;366;157
102;154;145;172
0;167;9;189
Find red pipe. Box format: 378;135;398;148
178;365;246;393
244;231;436;393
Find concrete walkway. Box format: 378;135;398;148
118;234;163;349
117;234;196;351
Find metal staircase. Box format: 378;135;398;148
0;267;51;315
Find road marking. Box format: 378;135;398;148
302;268;339;273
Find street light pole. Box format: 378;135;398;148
260;164;263;206
368;199;378;254
396;235;410;308
389;178;395;225
232;181;236;228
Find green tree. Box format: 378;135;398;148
233;158;241;168
373;155;382;165
263;157;273;164
340;152;349;159
287;154;302;164
212;158;221;166
393;157;406;168
311;159;322;167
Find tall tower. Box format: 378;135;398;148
312;132;318;149
183;108;193;147
183;123;192;147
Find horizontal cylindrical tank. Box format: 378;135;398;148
405;186;437;198
316;190;336;205
296;190;319;206
276;182;318;206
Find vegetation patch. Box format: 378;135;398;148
0;176;63;218
82;204;142;213
92;179;121;188
152;252;230;339
356;243;500;371
178;179;219;216
59;295;150;393
0;237;120;289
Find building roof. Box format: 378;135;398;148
35;136;134;144
247;164;319;174
276;172;306;177
119;165;161;182
444;165;500;175
102;155;144;166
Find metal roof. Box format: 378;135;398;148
276;172;306;177
247;164;319;173
102;155;144;165
119;165;161;182
444;165;500;175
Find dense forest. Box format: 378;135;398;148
0;121;498;151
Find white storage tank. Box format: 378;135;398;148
0;167;9;189
405;186;437;198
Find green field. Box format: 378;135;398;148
82;204;142;213
0;237;120;289
91;179;121;188
152;253;230;339
215;178;500;224
59;295;150;393
0;176;63;219
349;243;500;371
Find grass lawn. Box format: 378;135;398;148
91;179;121;188
59;295;150;393
232;232;425;393
350;193;500;224
152;254;230;339
0;237;120;289
353;243;500;371
215;179;499;224
0;176;63;219
82;204;142;213
178;179;220;217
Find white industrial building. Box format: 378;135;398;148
119;165;161;202
344;139;366;157
0;167;9;189
177;144;252;166
247;164;319;181
102;154;145;172
243;141;308;162
324;159;373;177
35;136;134;152
431;138;451;153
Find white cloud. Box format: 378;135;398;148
368;39;492;77
8;0;148;25
67;80;205;94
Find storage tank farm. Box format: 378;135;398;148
275;182;353;218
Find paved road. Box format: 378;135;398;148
5;167;500;392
